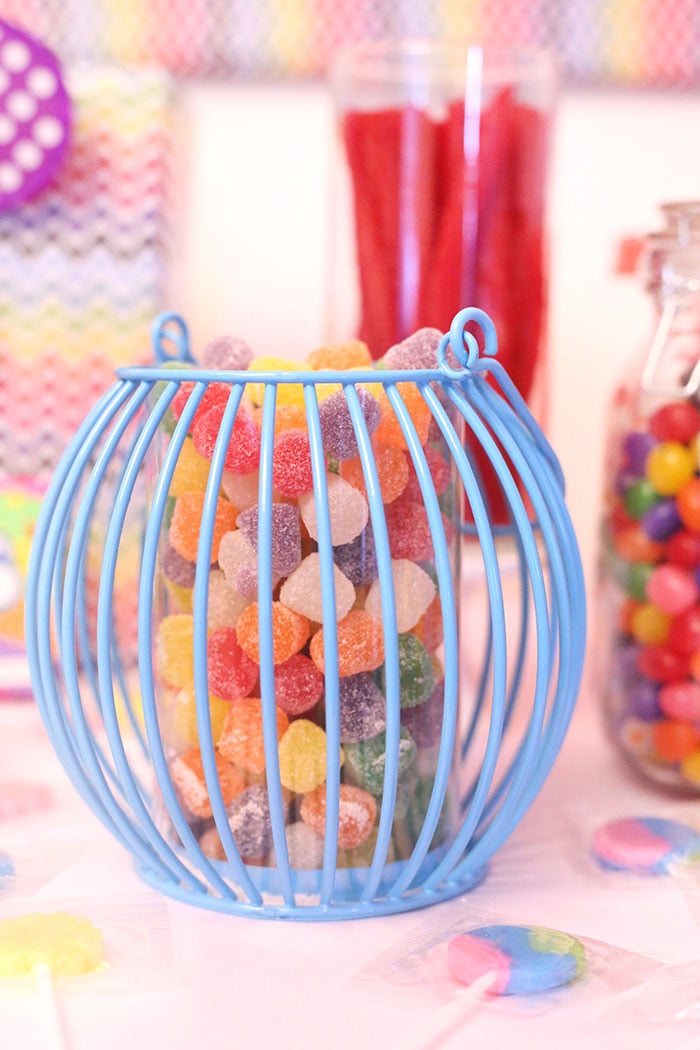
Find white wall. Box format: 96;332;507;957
170;83;700;601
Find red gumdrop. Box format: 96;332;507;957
274;653;324;716
666;529;700;569
192;404;261;474
272;429;315;497
207;627;259;701
171;381;230;423
648;400;700;444
384;499;455;560
637;643;689;682
402;445;452;501
677;478;700;534
668;605;700;657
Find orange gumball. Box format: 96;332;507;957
614;524;665;564
618;598;642;634
652;719;700;764
677;478;700;534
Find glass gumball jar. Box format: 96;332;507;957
599;205;700;794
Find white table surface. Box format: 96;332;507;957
2;689;700;1050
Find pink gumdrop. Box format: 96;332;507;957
447;934;510;993
647;564;699;615
659;680;700;721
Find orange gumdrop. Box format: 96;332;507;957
340;441;409;504
169;748;246;818
368;382;432;450
218;697;289;775
412;593;444;652
169;491;238;563
310;610;384;676
306;340;371;371
236;601;310;665
300;782;377;849
652;719;700;763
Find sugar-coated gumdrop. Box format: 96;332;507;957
0;913;105;978
206;626;259;701
385;500;442;561
169;437;211;496
218;528;276;599
378;633;435;708
400;682;445;748
447;925;585;997
279;552;356;623
169;747;246;818
337;672;386;743
227;784;278;859
218;697;289;775
306;340;371;371
298;475;369;547
310;610;385;676
170;380;229;425
318;387;381;461
300;783;377;849
403;444;452;502
237;503;302;578
156;614;194;689
333;526;379;586
169;491;238;563
364;559;436;633
270;820;326;868
221;469;259;512
192;403;261;475
202;335;253;371
164;687;230;750
343;727;417;796
368;381;432;449
161;543;196;588
246;357;305;407
412;593;444;652
207;568;252;630
382;328;444;370
278;719;340;793
272;429;315;497
236;602;310;665
274;653;325;716
339;441;409;504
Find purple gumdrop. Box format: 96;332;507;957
642;499;682;542
625;678;661;722
383;328;444;370
237;503;302;577
226;785;275;859
622;431;657;474
319;387;381;461
338;673;386;743
161;543;196;588
401;682;445;747
334;525;378;586
202;336;253;371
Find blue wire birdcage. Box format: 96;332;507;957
25;306;585;921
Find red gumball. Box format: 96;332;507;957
666;529;700;570
637;643;689;682
668;605;700;657
649;401;700;445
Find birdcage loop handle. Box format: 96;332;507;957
151;312;195;365
437;306;499;376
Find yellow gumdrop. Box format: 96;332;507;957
277;719;343;793
165;579;193;613
0;913;104;977
247;356;305;407
166;688;230;750
156;614;194;689
169;437;211;497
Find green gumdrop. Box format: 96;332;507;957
343;727;417;796
391;772;450;859
163;494;176;530
623;479;660;520
377;634;435;709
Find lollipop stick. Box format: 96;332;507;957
399;969;498;1050
34;963;71;1050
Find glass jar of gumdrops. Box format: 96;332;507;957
599;203;700;794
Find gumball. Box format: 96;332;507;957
668;606;700;657
648;400;700;444
677;478;700;534
658;680;700;721
652;719;700;764
623;431;657;473
614;525;665;565
689;650;700;681
666;529;700;569
646;442;696;496
630;604;670;645
680;750;700;785
624;480;660;519
646;564;699;615
626;562;654;602
641;499;682;542
637;644;689;682
625;678;661;721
